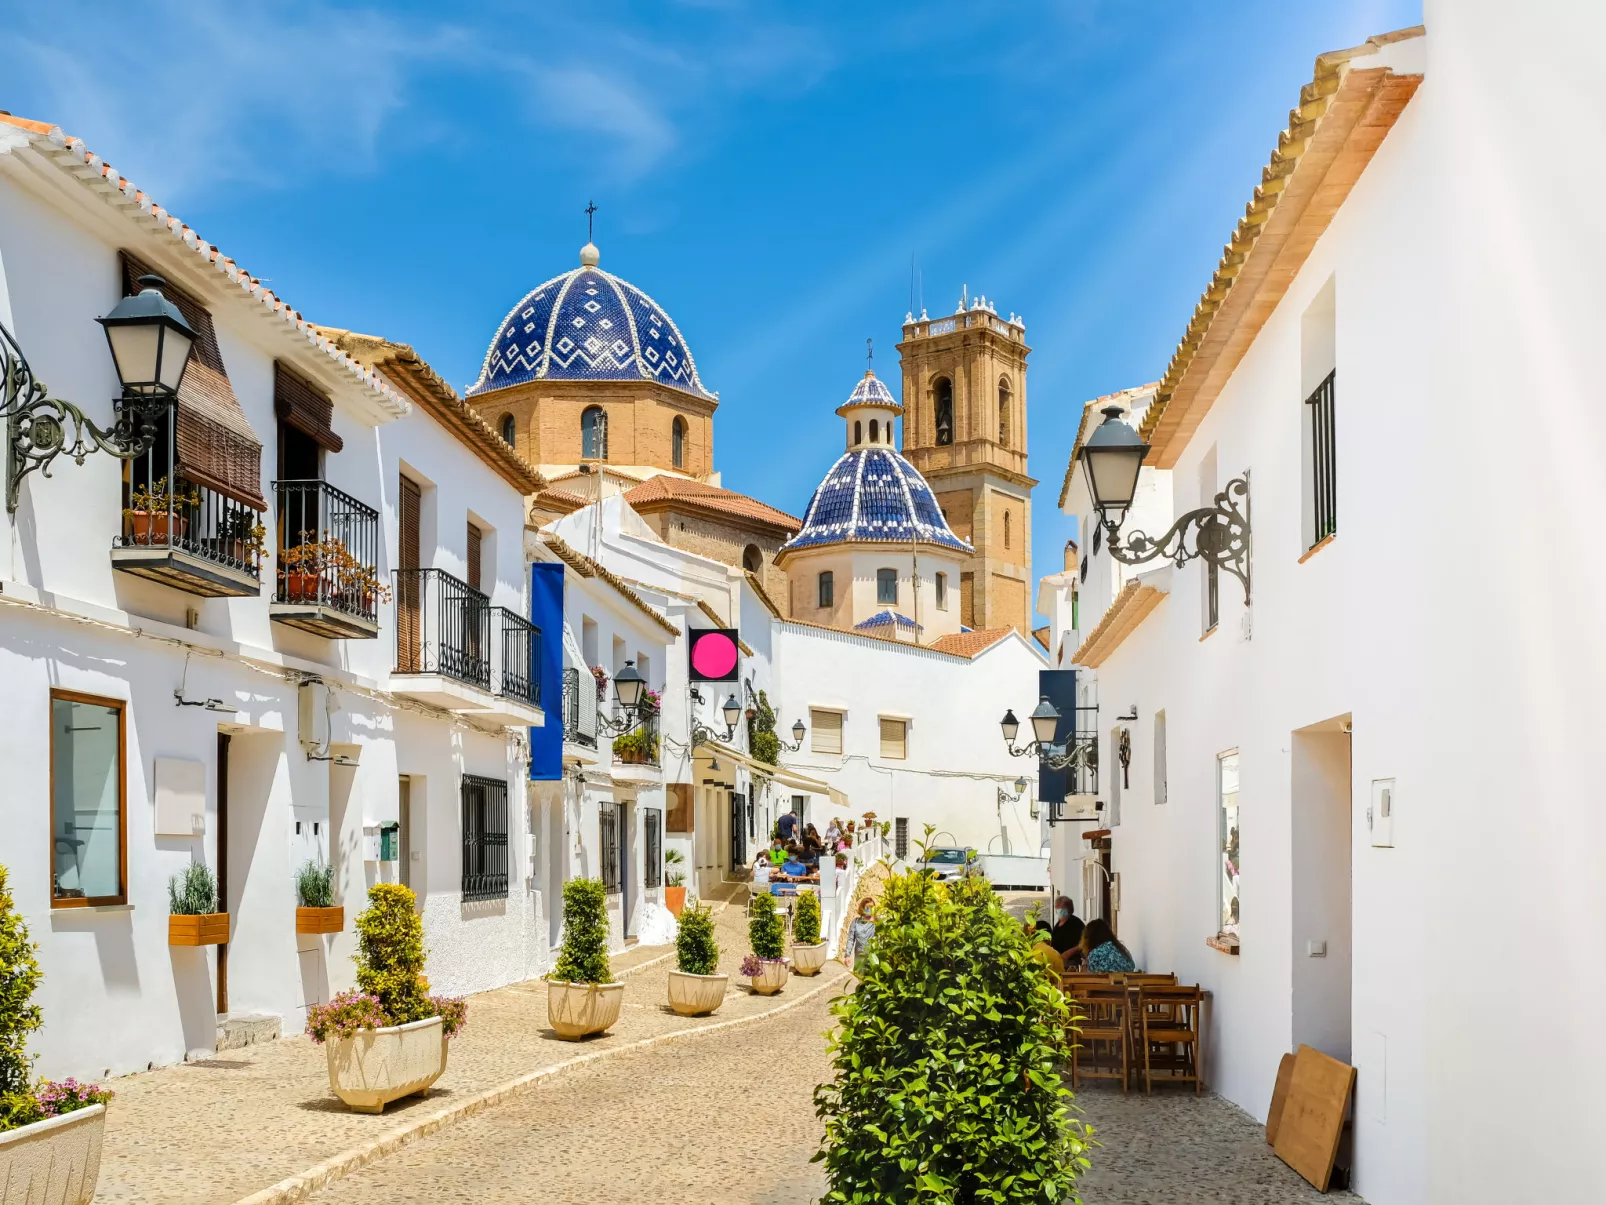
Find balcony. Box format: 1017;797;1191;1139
561;666;600;757
269;480;381;639
391;567;543;727
611;711;661;782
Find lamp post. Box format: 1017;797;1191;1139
1077;405;1252;603
687;685;746;747
4;274;196;512
778;717;807;753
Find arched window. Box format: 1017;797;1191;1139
934;377;954;446
742;544;762;574
869;418;880;444
998;379;1011;447
1004;510;1012;550
581;406;608;460
817;571;834;608
499;413;516;446
672;416;687;469
854;420;863;446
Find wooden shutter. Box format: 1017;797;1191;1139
879;718;907;760
120;252;264;509
810;709;842;756
274;363;344;453
467;523;482;592
397;477;422;672
666;783;693;833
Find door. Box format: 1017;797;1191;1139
216;732;231;1015
398;775;411;891
397;476;422;671
729;792;747;870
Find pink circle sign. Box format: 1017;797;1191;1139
690;631;739;679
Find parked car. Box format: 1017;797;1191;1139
919;847;979;881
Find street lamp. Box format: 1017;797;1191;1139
1000;696;1093;773
721;694;742;735
4;274;197;512
1077;405;1252;603
612;659;646;711
777;716;807;753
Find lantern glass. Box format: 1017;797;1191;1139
1078;405;1149;521
96;274;196;398
155;326;194;393
1014;777;1028;794
1000;709;1020;746
1029;696;1060;747
613;660;645;709
792;719;805;743
722;695;742;729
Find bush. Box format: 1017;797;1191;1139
552;878;611;985
296;860;335;908
676;902;720;976
813;871;1090;1202
664;848;686;889
0;865;42;1131
167;862;218;915
748;891;785;961
355;883;432;1026
793;888;822;945
747;689;781;767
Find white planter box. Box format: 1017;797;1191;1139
791;941;829;975
547;980;625;1039
748;959;789;995
0;1104;105;1205
324;1016;447;1113
667;970;728;1016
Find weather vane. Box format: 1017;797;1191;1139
866;337;873;371
585;200;597;243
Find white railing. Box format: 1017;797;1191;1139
821;828;888;959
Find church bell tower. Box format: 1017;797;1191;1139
897;292;1035;636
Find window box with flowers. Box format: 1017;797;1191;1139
123;476;199;546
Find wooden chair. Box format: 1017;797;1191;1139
1071;985;1130;1093
1060;971;1112;999
1136;984;1203;1094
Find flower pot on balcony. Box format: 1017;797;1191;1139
283;571;324;603
128;511;188;547
663;886;687;917
324;1016;446;1114
666;970;728;1017
169;913;230;946
296;906;344;935
0;1103;106;1205
748;959;789;996
546;980;625;1039
790;941;829;976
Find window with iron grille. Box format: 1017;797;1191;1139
1305;369;1337;546
460;774;508;902
894;817;909;860
599;803;620;893
644;808;662;887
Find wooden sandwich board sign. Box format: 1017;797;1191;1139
1272;1044;1357;1192
1265;1051;1298;1145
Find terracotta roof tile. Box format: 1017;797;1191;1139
541;533;680;638
927;627;1015;659
624;475;800;534
693;598;755;655
1057;383;1159;510
1072;579;1167;668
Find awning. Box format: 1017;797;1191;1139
695;742;835;796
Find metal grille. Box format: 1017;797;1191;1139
729;793;747;869
1306;369;1337;544
460;774;508;902
894;817;909;859
274;479;380;622
496;609;540;706
392;567;490;686
644;809;662;887
562;667;599;747
599;804;620;893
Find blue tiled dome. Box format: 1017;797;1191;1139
782;445;973;554
468;248;714;400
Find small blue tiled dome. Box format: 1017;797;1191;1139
782;445;973;555
468;247;714;400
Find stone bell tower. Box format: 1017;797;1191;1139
897;292;1035;635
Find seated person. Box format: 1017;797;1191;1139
1079;917;1138;974
752;853;771;885
767;839;788;866
1050;897;1085;956
781;853;810;878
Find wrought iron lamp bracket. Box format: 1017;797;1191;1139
1003;737;1095;773
1103;472;1252;604
687;686;735;749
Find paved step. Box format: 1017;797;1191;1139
215;1013;281;1053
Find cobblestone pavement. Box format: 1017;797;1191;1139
95;900;848;1205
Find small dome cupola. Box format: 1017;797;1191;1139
835;369;903;451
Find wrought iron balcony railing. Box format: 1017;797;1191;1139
395;567;490;688
613;711;661;768
492;606;540;707
562;666;599;748
273;479;381;630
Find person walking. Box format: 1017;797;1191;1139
844;897;876;967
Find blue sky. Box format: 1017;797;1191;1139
3;0;1419;624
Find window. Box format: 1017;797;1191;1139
1153;710;1168;805
1004;510;1011;550
998;379;1011;447
467;521;483;592
817;571;834;609
879;717;907;760
500;413;516;446
935;572;948;610
934;377;954;446
1091;521;1101;555
1217;751;1240;944
742;544;762;574
50;691;126;907
869;419;880;444
810;709;843;755
581;405;608;460
644;809;662;887
854;420;862;446
894;817;909;859
672;415;687;469
599;803;620;893
461;774;509;902
877;568;898;605
1305;370;1337;546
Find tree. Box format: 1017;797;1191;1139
355;883;432;1024
552;878;612;984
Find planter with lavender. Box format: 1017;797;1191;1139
744;892;788;995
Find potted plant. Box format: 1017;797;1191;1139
0;864;114;1205
546;878;624;1039
589;665;609;702
663;849;688;917
219;508;267;568
790;887;829;975
611;726;660;766
124;476;200;546
294;860;343;935
278;534;337;604
666;902;726;1016
742;891;788;995
167;863;229;947
305;883;465;1113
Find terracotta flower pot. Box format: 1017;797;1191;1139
666;970;728;1017
284;571;323;603
169;913;230;947
547;980;625;1039
296;906;344;935
748;960;788;996
324;1016;446;1113
790;941;829;976
0;1103;105;1205
129;511;189;547
664;886;687;917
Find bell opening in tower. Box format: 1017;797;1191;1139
935;377;954;447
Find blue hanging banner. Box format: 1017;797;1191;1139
529;561;565;780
